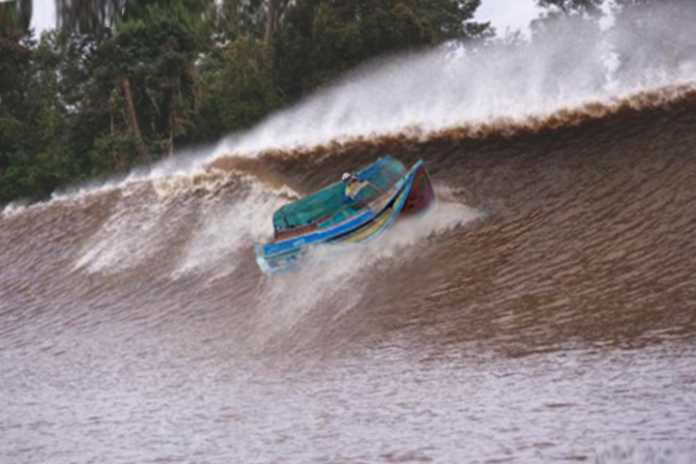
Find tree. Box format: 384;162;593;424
0;30;96;203
536;0;604;17
0;0;32;39
263;0;291;44
54;0;212;161
197;37;280;135
274;0;491;100
91;9;200;160
0;31;33;201
55;0;125;39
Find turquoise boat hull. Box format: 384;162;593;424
255;157;434;274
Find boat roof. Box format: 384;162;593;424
273;156;407;233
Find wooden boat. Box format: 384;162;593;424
255;156;434;274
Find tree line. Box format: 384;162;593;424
0;0;678;204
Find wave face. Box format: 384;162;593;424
2;7;696;463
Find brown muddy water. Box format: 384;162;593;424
1;88;696;463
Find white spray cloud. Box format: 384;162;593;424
209;3;696;159
250;198;481;345
71;171;289;275
73;191;167;274
173;177;296;278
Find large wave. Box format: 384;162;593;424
3;6;696;462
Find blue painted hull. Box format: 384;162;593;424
255;159;433;274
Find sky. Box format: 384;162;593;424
30;0;55;35
29;0;542;37
474;0;542;37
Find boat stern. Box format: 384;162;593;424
401;160;435;215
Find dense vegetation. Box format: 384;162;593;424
0;0;666;204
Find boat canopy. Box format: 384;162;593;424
272;156;407;234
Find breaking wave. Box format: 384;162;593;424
2;5;696;463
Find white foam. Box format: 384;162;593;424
250;199;481;345
173;177;297;277
209;6;696;159
73;196;167;274
1;202;28;218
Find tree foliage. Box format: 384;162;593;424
0;0;32;39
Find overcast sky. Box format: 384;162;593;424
475;0;541;37
31;0;55;34
30;0;542;37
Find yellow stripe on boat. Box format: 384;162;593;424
337;186;409;243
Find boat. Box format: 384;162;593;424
254;156;435;274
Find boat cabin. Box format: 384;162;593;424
272;156;407;239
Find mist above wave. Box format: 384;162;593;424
211;2;696;159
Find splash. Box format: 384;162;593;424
210;2;696;159
172;176;297;278
4;3;696;210
73;184;171;274
250;196;481;347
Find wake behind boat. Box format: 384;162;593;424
255;156;435;274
